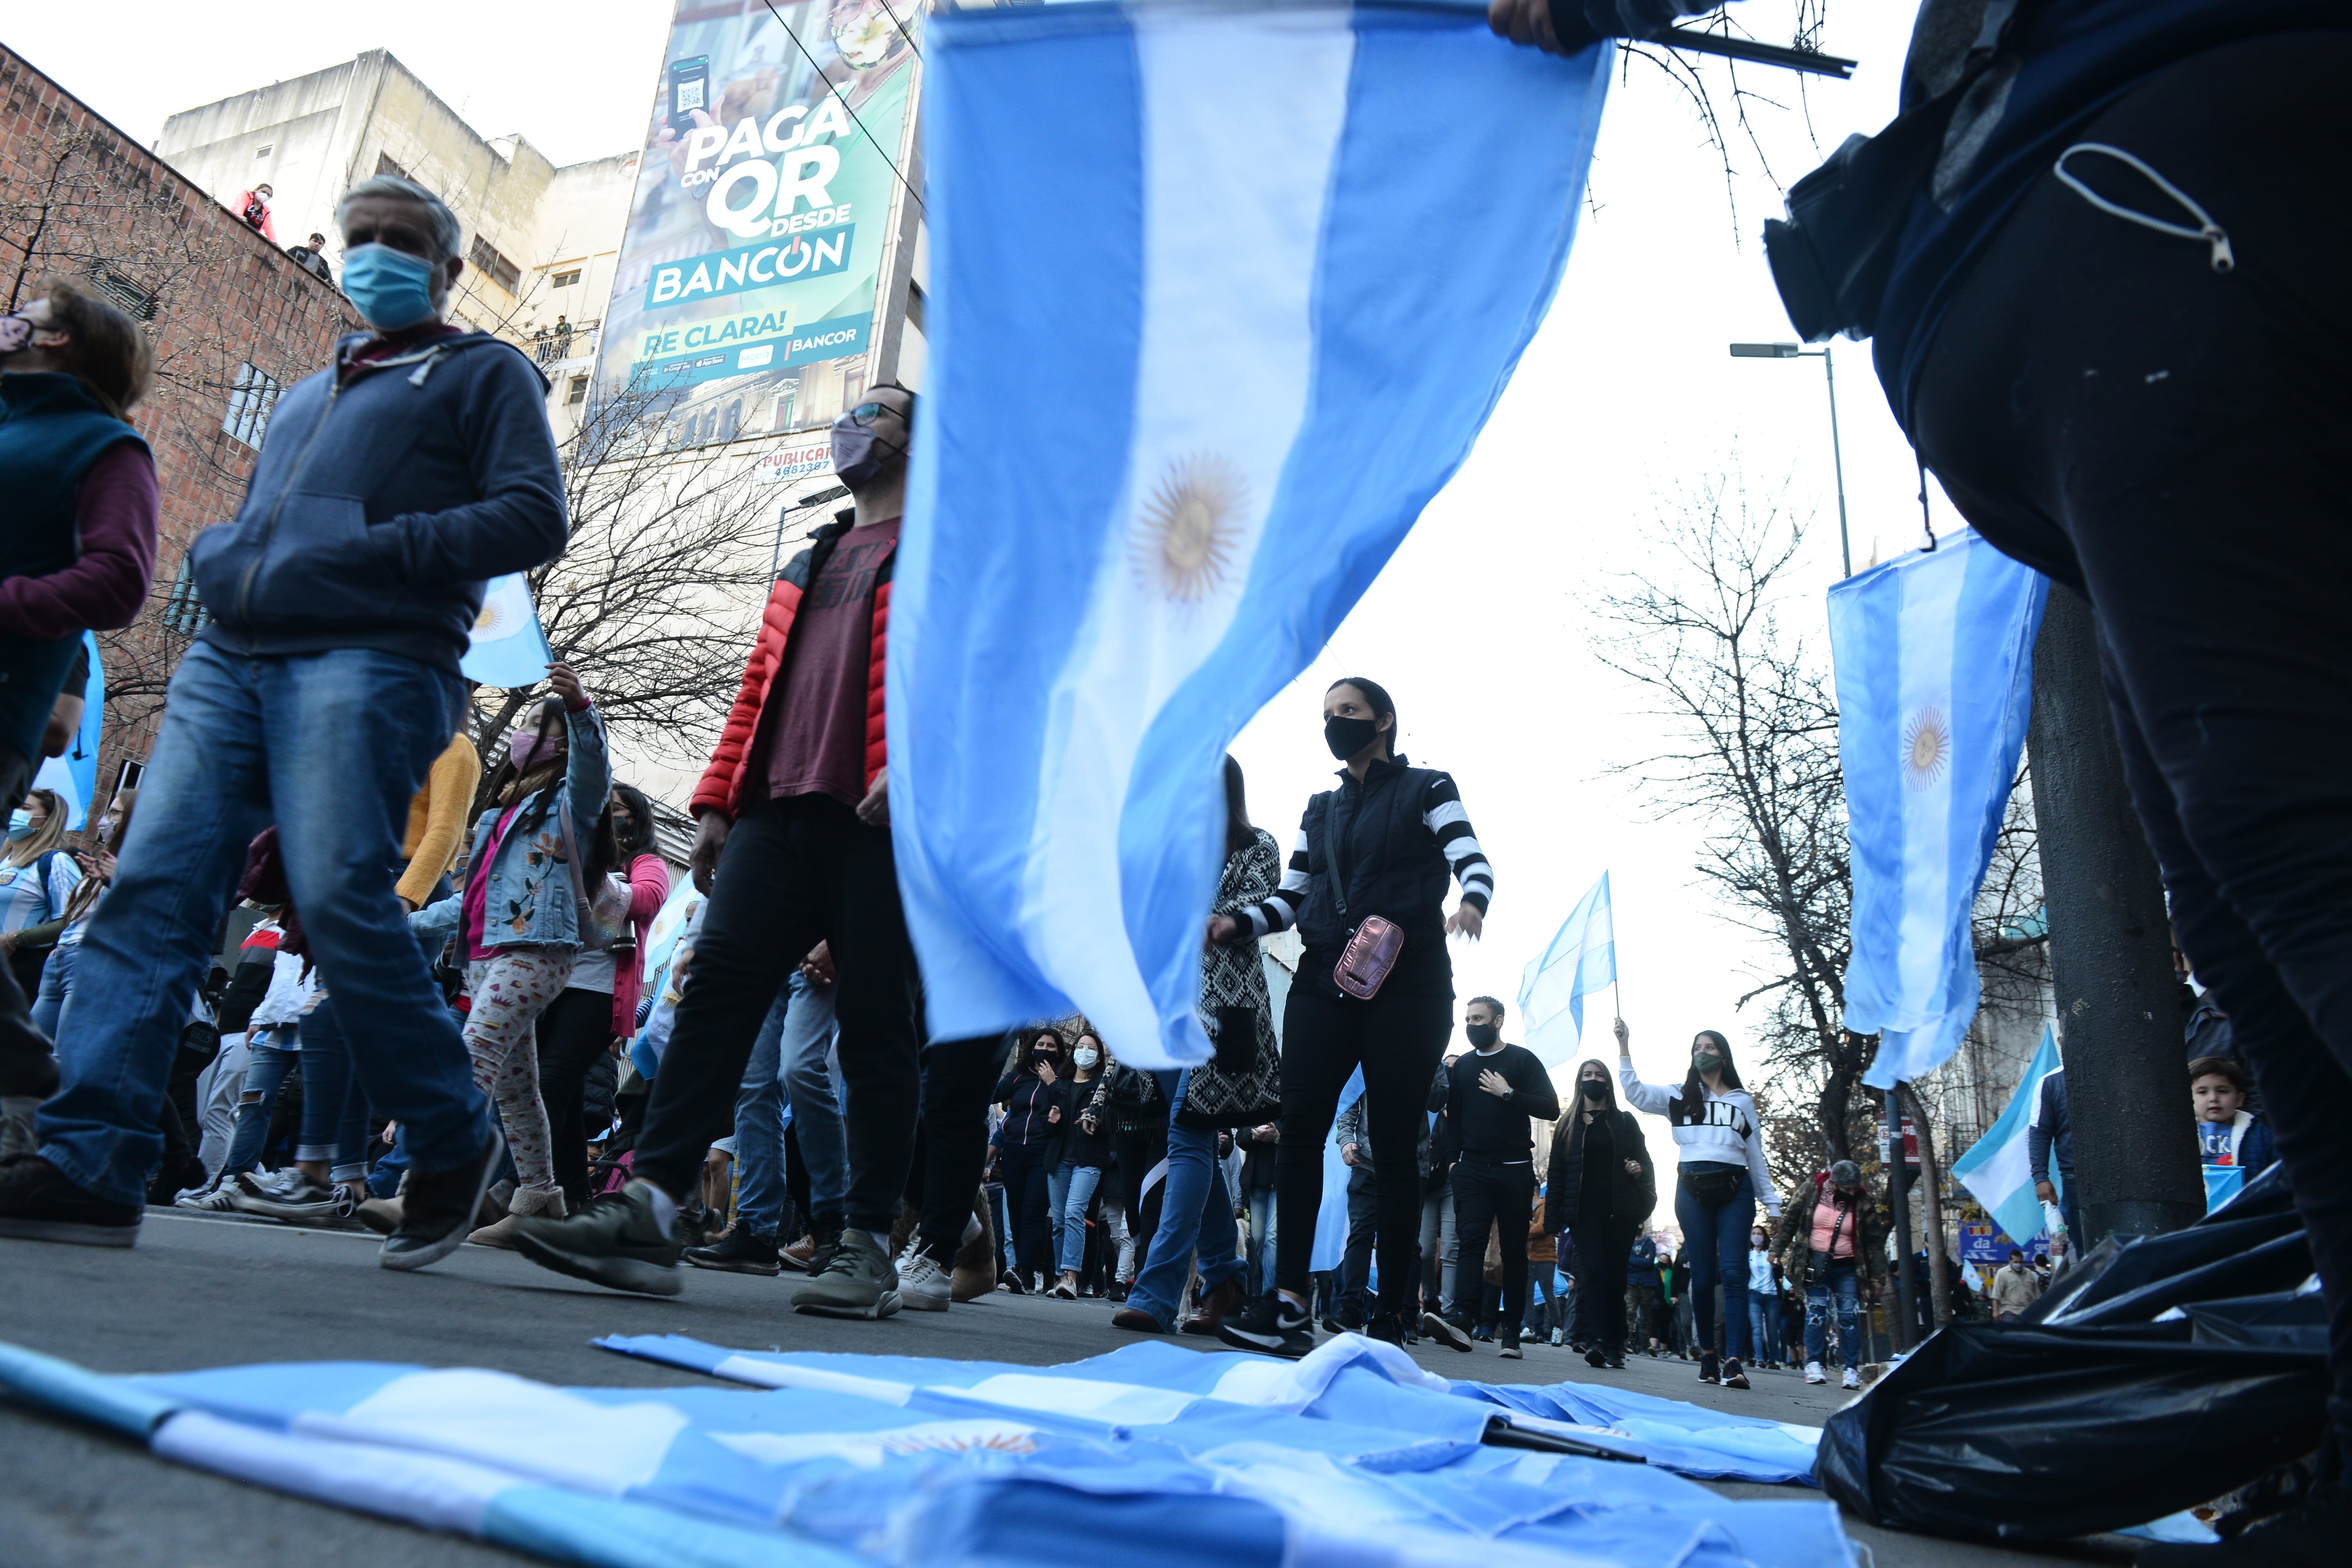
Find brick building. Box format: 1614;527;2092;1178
1;44;360;809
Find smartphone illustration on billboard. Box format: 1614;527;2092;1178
667;56;710;136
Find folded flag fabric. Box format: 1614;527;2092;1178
893;0;1612;1064
0;1335;1854;1568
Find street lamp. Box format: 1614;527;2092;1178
1730;341;1850;578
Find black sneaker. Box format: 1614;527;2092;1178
511;1179;684;1296
0;1153;140;1247
1470;1323;1494;1343
1363;1308;1408;1348
1722;1357;1750;1390
1420;1311;1473;1353
1499;1328;1524;1360
1586;1345;1607;1368
683;1224;781;1276
229;1168;350;1225
1605;1353;1627;1370
1699;1352;1721;1385
1217;1292;1315;1360
379;1129;503;1273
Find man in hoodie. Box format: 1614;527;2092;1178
0;175;566;1267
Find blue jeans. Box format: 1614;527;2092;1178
221;1031;299;1176
731;972;844;1236
37;644;489;1205
1672;1163;1757;1361
1248;1184;1279;1293
1127;1069;1244;1331
1805;1263;1862;1366
28;941;77;1039
1748;1293;1784;1363
1054;1162;1102;1274
296;997;373;1183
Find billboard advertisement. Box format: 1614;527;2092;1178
601;0;916;442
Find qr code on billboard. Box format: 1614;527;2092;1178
677;79;705;111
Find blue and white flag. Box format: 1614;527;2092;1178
460;573;553;689
1950;1025;2063;1253
894;1;1610;1063
1829;530;2047;1088
1519;872;1614;1067
32;631;103;829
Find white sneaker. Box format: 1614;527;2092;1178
176;1182;241;1212
1841;1366;1862;1390
1804;1361;1827;1385
898;1250;951;1312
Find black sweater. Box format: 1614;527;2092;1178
1444;1043;1560;1162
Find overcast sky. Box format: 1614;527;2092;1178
17;2;1937;1211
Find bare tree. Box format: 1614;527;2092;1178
462;366;793;810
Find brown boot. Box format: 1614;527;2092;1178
469;1183;566;1249
1180;1274;1249;1336
951;1194;996;1303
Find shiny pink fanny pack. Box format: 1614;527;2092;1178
1333;915;1405;1000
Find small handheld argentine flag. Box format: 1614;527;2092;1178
893;1;1611;1064
461;573;553;689
1830;529;2047;1088
1519;872;1614;1067
32;632;104;829
1950;1025;2063;1250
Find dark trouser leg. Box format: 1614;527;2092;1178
1350;990;1452;1318
1912;30;2352;1449
632;803;820;1201
1460;1160;1534;1331
534;987;615;1209
809;798;921;1235
1448;1161;1496;1326
999;1142;1050;1281
1273;987;1360;1301
1572;1211;1634;1357
1337;1164;1375;1321
916;1035;1001;1260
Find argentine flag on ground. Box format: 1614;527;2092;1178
1950;1025;2063;1251
460;573;553;689
1828;530;2047;1088
1519;872;1614;1067
894;1;1610;1063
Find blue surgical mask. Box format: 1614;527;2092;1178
340;243;440;331
7;809;32;840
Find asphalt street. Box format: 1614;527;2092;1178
0;1208;2138;1568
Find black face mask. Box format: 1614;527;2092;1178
1581;1077;1608;1099
1324;714;1380;760
1465;1022;1498;1050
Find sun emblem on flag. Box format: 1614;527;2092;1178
1903;706;1952;788
472;596;513;637
1134;453;1247;603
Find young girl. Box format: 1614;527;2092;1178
1617;1017;1780;1390
411;665;611;1241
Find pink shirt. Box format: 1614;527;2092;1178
1810;1187;1859;1258
461;801;524;961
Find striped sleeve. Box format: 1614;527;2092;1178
1422;772;1492;913
1244;816;1313;938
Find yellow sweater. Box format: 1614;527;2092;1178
397;732;483;907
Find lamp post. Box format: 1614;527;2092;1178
1730;341;1850;577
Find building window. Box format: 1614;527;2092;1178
375;151;412;182
551;268;582;289
222;362;281;449
468;236;522;294
163;555;209;636
255;143;273;159
92;268;159;322
567;376;588;405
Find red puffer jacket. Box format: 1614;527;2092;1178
692;519;892;820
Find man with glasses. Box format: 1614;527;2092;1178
517;385;982;1317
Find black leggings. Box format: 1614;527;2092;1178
1913;31;2352;1449
997;1141;1053;1282
1274;984;1450;1314
1569;1211;1639;1358
536;986;615;1209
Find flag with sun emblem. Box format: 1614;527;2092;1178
459;573;554;689
890;1;1609;1063
1829;528;2048;1089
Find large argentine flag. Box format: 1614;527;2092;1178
895;2;1610;1063
32;631;103;829
1519;872;1614;1067
1950;1025;2063;1251
1830;530;2047;1088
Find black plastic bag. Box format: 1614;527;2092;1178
2186;1290;2329;1354
2026;1163;2306;1328
1816;1322;2328;1541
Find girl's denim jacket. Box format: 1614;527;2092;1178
411;702;612;955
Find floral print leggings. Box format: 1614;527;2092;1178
463;947;575;1192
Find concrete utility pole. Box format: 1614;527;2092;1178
2025;587;2204;1246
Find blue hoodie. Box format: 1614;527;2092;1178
190;330;567;673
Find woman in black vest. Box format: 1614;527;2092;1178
1209;677;1493;1357
1545;1057;1654;1370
